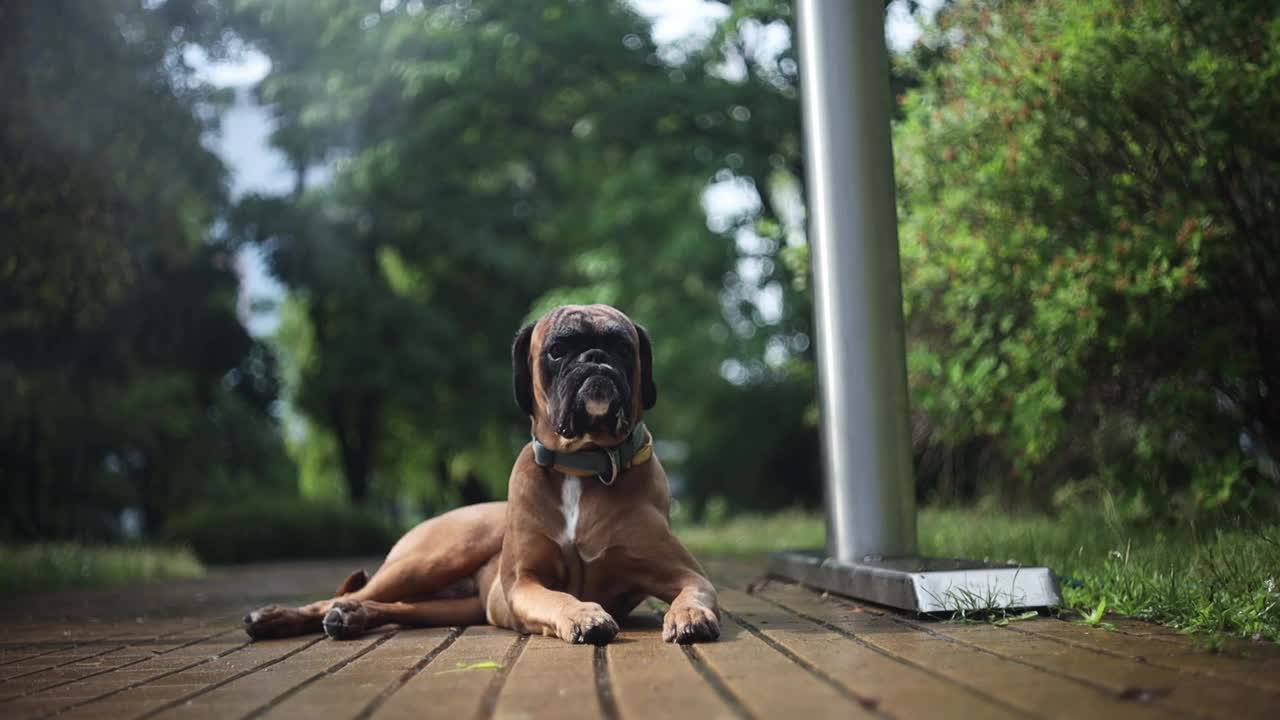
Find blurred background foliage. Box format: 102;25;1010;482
2;0;1278;559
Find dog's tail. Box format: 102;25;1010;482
335;568;369;596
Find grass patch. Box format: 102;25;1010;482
675;508;826;555
676;506;1280;642
0;543;206;593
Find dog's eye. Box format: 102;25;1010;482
546;343;566;361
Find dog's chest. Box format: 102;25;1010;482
558;476;582;544
555;476;608;566
541;472;651;617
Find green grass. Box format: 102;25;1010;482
675;508;827;554
676;506;1280;642
0;543;206;593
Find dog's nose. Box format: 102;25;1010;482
578;349;609;365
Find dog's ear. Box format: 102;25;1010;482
635;323;657;410
512;323;535;416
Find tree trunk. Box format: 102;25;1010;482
331;393;381;505
338;443;370;504
459;472;490;506
435;456;451;499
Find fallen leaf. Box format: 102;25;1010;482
437;660;503;674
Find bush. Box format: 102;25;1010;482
0;544;205;593
894;0;1280;515
161;499;399;564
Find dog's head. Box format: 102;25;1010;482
512;304;656;451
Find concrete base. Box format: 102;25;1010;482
768;551;1063;613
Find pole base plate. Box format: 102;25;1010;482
767;550;1063;613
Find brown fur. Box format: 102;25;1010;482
244;304;719;645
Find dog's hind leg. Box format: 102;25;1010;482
243;564;482;641
322;596;487;640
244;598;332;639
346;502;506;604
243;560;485;640
243;568;374;639
244;502;506;640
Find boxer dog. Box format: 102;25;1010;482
243;304;720;645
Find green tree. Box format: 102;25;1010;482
230;0;746;509
0;1;292;539
895;0;1280;512
231;0;955;516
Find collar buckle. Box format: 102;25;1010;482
597;447;621;486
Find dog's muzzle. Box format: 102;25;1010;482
580;375;617;417
554;365;630;438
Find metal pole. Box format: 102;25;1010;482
771;2;1061;611
796;0;916;562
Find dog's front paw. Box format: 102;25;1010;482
558;602;619;645
244;605;315;640
323;599;369;641
663;604;720;644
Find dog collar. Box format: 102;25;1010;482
531;423;654;486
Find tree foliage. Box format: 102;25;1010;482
0;1;292;539
894;0;1280;513
229;0;831;514
8;0;1276;540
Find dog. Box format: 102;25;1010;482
244;304;720;645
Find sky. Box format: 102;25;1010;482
194;0;935;337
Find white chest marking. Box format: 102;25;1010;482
559;476;581;544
